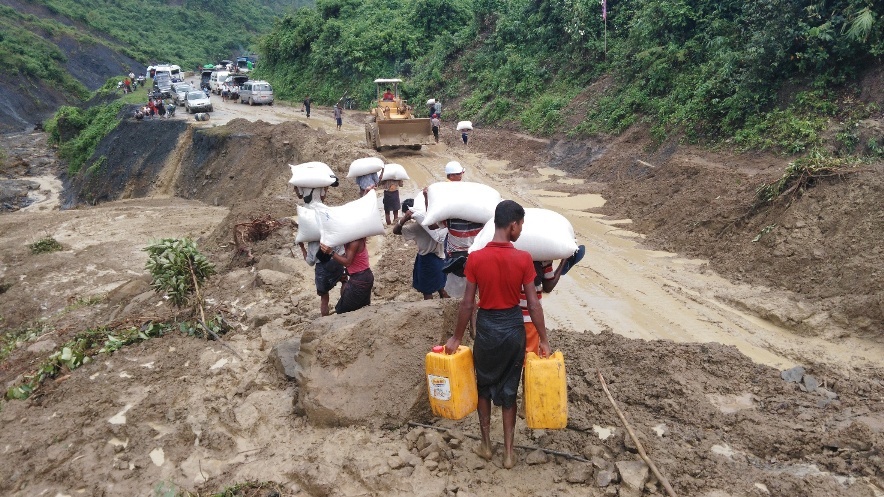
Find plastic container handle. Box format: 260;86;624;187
432;345;445;353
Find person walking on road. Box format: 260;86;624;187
334;103;343;130
444;200;550;470
302;95;311;118
321;237;374;314
431;114;441;143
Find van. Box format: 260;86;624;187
210;70;229;95
153;64;182;83
239;80;274;106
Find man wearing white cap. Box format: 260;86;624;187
431;161;484;277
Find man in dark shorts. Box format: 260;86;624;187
444;200;550;469
378;170;403;225
299;241;346;316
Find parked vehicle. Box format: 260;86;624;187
150;64;182;83
224;74;249;100
200;65;214;90
185;91;213;113
172;84;193;106
236;55;257;73
239;80;274;106
153;73;173;98
209;70;229;94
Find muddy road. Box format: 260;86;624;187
203;96;884;373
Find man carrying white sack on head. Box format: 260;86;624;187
426;161;485;278
299;241;346;317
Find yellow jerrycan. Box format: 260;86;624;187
524;350;568;429
425;345;478;420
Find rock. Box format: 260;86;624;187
398;448;421;467
107;277;152;306
296;299;461;428
247;304;288;328
269;339;301;380
256;255;300;275
818;387;838;400
596;469;615;487
623;432;638;453
592;456;614;472
218;268;256;291
525;449;549;465
566;464;592;483
466;457;486;470
26;340;57;353
780;366;805;383
802;375;819;393
256;269;292;288
233;403;260;430
425;459;439;471
387;456;405;470
616;460;650;497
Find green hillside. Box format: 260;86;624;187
25;0;309;68
257;0;884;152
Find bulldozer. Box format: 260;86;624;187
365;79;434;150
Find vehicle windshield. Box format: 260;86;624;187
187;92;206;100
176;85;192;93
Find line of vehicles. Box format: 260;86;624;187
145;58;273;114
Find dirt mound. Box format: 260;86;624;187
295;299;460;428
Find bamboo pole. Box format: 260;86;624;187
597;371;677;497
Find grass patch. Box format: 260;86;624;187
29;237;63;254
0;322;53;364
5;316;229;401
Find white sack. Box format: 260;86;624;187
289;162;337;188
316;191;385;246
380;163;409;181
294;204;322;243
426;98;436;105
422;182;501;226
469;208;578;261
456;121;473;131
347;157;384;178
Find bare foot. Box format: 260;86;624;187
503;452;516;469
473;443;493;461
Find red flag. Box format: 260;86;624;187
602;0;607;20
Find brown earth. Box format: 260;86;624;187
0;98;882;496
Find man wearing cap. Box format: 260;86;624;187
393;198;449;299
437;162;484;277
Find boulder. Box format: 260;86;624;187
780;366;805;383
296;299;460;428
270;338;302;380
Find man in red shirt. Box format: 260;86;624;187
445;200;550;469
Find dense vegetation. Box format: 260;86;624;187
0;5;90;100
22;0;308;68
257;0;884;151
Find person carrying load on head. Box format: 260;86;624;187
299;241;346;316
321;237;373;314
378;167;404;225
393;198;449;300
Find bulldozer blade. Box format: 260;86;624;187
377;118;435;147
